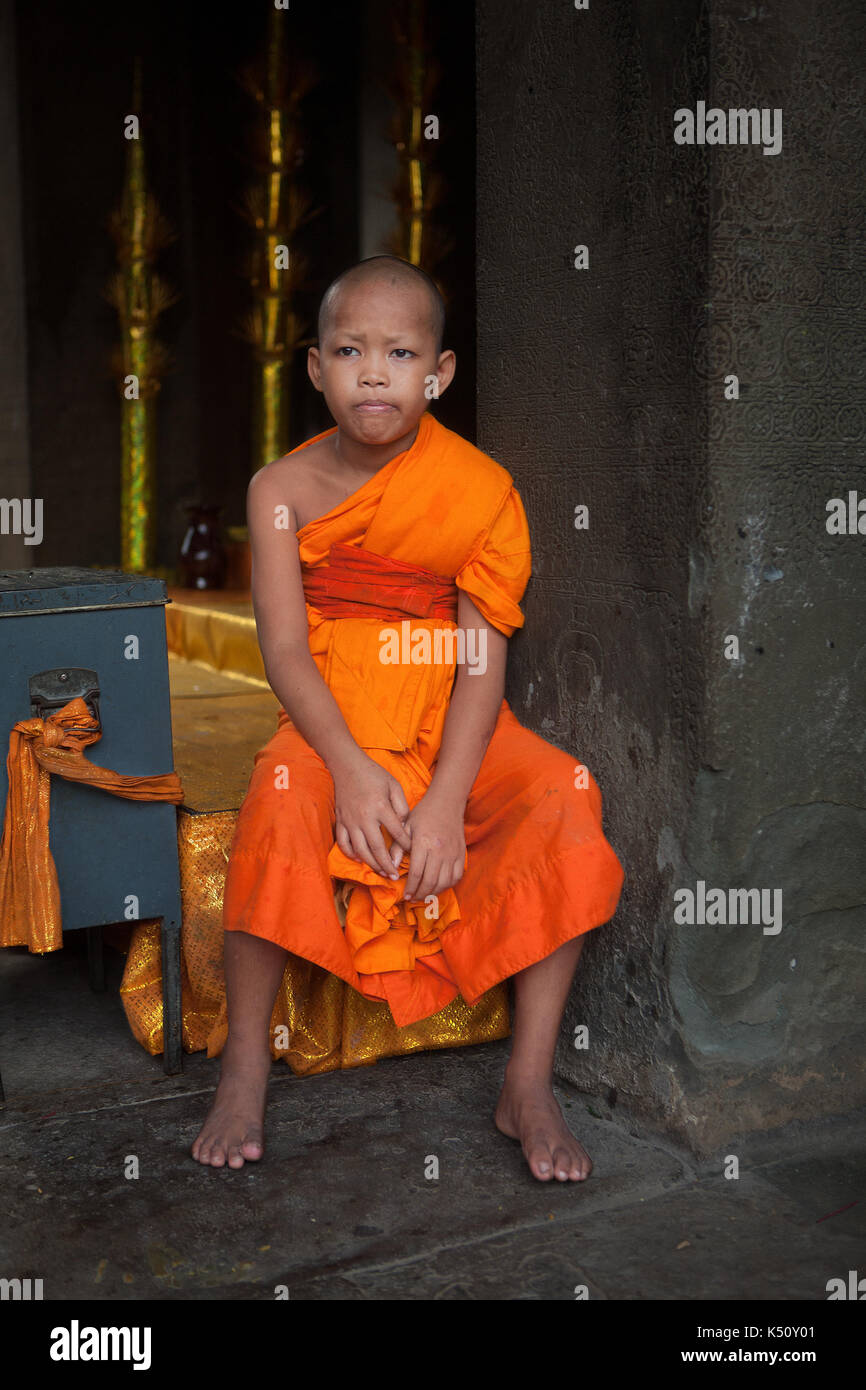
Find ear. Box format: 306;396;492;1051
307;346;323;391
434;348;457;396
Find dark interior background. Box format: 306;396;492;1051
16;0;475;571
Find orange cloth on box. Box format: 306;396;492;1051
221;409;625;1028
0;697;184;953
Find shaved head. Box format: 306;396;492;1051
317;255;446;356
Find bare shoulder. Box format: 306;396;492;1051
247;437;335;531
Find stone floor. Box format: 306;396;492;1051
1;932;863;1301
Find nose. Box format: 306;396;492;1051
359;355;388;386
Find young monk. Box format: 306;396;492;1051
192;255;624;1180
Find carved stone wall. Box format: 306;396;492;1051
676;0;866;1146
476;0;865;1152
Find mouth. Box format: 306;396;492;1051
354;401;395;412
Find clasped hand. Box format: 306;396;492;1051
333;753;466;905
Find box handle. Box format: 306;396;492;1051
29;668;101;724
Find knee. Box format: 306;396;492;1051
252;729;330;792
242;739;334;831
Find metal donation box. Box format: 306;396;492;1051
0;567;182;1077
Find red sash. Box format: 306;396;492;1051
302;542;459;622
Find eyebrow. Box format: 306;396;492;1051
334;332;416;344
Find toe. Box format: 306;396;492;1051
552;1145;574;1181
227;1146;246;1170
194;1139;213;1166
208;1141;227;1168
572;1147;591;1181
241;1132;263;1160
525;1138;554;1180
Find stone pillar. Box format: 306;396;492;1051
476;0;865;1152
677;0;866;1147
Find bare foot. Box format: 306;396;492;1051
494;1068;593;1182
191;1039;272;1169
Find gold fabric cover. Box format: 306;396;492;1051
164;593;268;685
119;806;510;1076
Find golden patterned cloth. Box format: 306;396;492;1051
119;806;510;1075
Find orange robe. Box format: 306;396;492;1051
223;410;625;1027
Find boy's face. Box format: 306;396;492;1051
308;278;455;445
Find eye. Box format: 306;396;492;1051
336;346;357;357
391;349;414;359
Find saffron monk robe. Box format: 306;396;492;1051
191;255;625;1181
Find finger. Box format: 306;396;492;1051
415;856;443;905
434;851;465;898
363;821;401;880
349;828;380;875
433;869;454;898
379;806;412;855
388;779;411;821
404;844;429;901
432;868;456;899
335;822;358;861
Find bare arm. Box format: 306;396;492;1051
246;465;411;877
400;590;508;902
428;590;508;810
